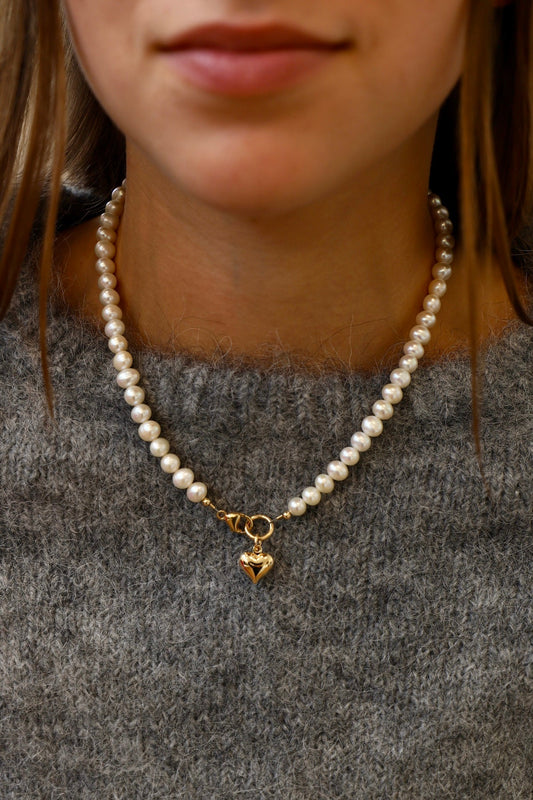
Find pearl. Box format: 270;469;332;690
382;383;403;404
361;415;384;437
95;257;115;275
106;200;123;216
327;460;349;481
434;206;449;220
116;368;140;388
95;240;116;259
302;486;322;505
105;318;125;338
428;279;447;297
435;248;453;265
351;431;372;451
111;186;126;203
423;294;441;314
399;355;418;373
288;496;307;516
340;446;360;465
409;325;431;345
161;453;181;473
101;304;122;322
432;263;452;281
403;340;425;358
100;212;119;230
98;273;117;290
99;288;120;306
415;311;436;329
172;468;194;489
150;438;170;458
124;385;144;405
436;234;455;249
187;482;208;503
372;399;394;420
428;195;442;209
112;350;133;371
435;218;453;234
108;335;128;354
390;368;412;388
97;226;116;243
138;421;161;442
315;474;335;493
131;403;151;423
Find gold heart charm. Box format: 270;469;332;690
239;548;274;584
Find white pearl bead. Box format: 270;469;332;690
390;368;412;388
187;482;208;503
101;304;122;322
409;325;431;345
117;368;140;388
172;468;194;489
112;350;133;371
161;453;181;473
288;496;307;516
415;311;436;329
435;219;453;234
98;273;117;290
434;206;449;220
108;334;128;354
95;257;116;275
435;248;453;265
105;318;125;337
432;263;452;281
382;383;403;404
315;474;334;493
99;288;120;306
423;294;441;314
372;399;394;420
100;212;119;230
97;226;117;243
403;340;425;358
340;446;360;465
436;233;455;248
95;240;116;259
131;403;151;423
106;200;123;216
302;486;322;505
399;355;418;373
361;415;384;437
124;385;144;405
112;186;125;203
351;431;372;450
429;194;442;209
138;421;161;442
150;438;170;458
428;278;447;297
327;460;349;481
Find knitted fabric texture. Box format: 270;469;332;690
0;251;532;799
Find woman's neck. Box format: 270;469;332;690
56;147;517;373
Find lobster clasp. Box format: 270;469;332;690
222;511;252;535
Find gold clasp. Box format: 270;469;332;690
218;510;252;535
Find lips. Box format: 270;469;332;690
157;22;350;96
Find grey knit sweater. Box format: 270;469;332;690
1;246;532;799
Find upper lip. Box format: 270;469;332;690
158;23;350;52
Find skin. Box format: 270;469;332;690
58;0;516;371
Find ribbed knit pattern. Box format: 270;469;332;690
1;253;532;799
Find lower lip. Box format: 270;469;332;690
164;48;334;96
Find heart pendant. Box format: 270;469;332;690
239;548;274;584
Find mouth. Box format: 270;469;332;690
157;22;352;97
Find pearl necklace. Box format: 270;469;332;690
95;184;454;583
